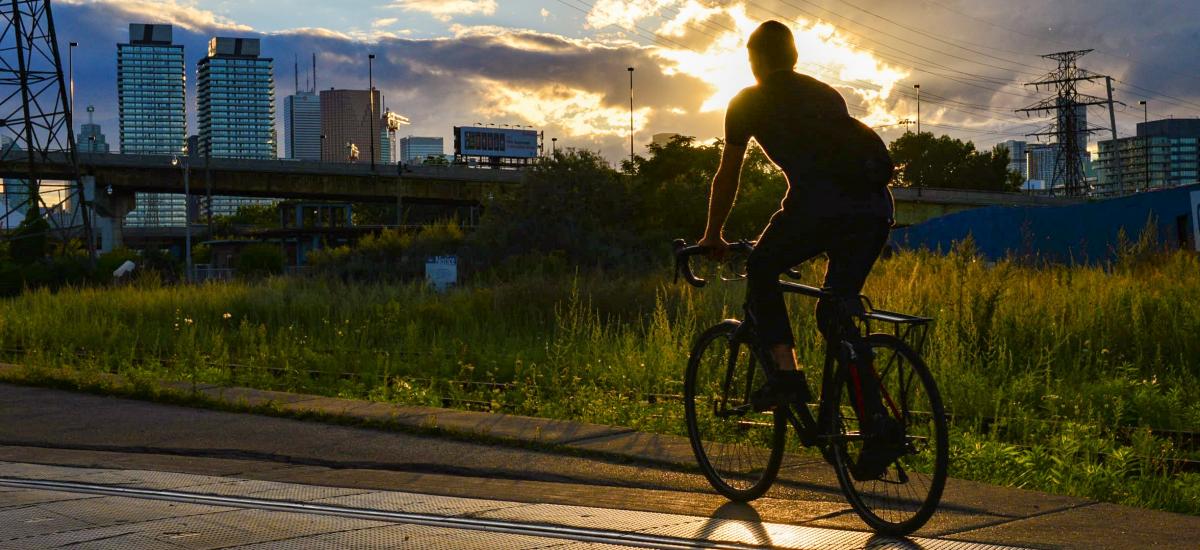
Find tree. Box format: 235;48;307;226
889;132;1021;192
628;135;787;245
471;149;641;268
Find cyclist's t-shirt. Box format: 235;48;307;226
725;70;894;221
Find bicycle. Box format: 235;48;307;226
672;239;948;535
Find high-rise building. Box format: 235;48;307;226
399;136;444;165
1026;143;1058;190
77;124;110;154
76;105;111;154
320;89;384;164
198;37;276;159
118;23;188;228
1097;118;1200;193
284;91;320;160
998;140;1027;181
198;37;277;218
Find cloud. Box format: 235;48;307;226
586;0;677;30
58;0;252;32
474;79;652;137
540;8;551;19
389;0;498;23
56;0;1200;162
372;18;400;29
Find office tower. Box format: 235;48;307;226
78;106;110;154
399;136;444;165
284;91;320;160
197;37;277;217
320;89;383;163
1097;118;1200;193
999;140;1027;181
118;23;187;228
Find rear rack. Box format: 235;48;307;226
861;307;933;353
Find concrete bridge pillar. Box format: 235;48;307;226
84;176;136;255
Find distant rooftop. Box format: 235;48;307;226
207;37;262;59
128;24;173;45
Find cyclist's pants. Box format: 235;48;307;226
745;209;891;351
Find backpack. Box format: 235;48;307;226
819;116;894;192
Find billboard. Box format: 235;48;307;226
455;126;538;159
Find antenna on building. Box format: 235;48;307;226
312;53;317;93
294;54;299;95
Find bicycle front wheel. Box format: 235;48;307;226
828;333;948;535
684;320;786;502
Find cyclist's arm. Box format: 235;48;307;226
701;143;747;243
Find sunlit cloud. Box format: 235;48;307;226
389;0;498;23
59;0;253;32
473;79;651;138
373;18;400;29
587;1;910;126
656;0;723;38
586;0;677;30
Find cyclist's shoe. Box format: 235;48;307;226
851;413;907;481
750;369;811;412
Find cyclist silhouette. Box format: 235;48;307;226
697;21;895;430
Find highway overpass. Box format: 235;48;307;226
0;152;1081;226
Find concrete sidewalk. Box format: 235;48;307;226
0;366;1196;549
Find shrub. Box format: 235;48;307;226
234;243;285;278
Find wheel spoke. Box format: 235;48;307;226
685;321;784;502
829;334;947;535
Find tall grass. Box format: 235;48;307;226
1;248;1198;513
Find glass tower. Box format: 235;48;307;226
197;37;277;218
399;136;445;165
118;23;187;228
284;91;321;160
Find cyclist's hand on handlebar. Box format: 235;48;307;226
697;234;731;261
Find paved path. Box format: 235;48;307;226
0;381;1195;549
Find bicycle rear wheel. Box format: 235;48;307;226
684;320;786;502
828;333;948;535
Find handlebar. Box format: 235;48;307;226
672;239;803;288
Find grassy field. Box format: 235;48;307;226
1;246;1198;514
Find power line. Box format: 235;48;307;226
819;0;1048;74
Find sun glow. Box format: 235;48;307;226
641;2;909;125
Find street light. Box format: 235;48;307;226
551;137;557;155
68;42;77;118
913;83;921;134
627;67;635;168
368;54;376;170
171;154;192;283
1139;100;1148;124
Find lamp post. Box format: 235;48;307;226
172;154;192;283
368;54;376;170
1139;100;1147;124
68;42;77;118
627;67;635;169
913;83;921;134
551;137;557;155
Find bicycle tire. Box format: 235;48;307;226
684;320;786;502
827;333;948;535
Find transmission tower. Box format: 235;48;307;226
1016;50;1120;196
0;0;94;256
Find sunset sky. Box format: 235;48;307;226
57;0;1200;162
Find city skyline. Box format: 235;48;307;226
58;1;1200;164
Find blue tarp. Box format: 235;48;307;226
891;184;1200;263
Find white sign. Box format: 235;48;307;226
1191;190;1200;252
425;256;458;292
